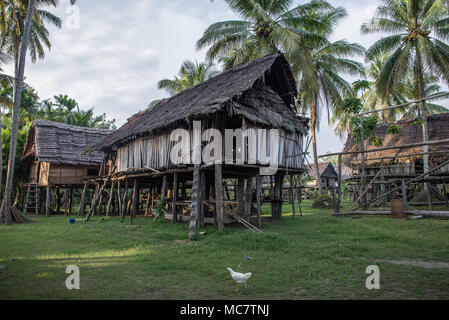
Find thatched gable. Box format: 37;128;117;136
91;53;308;152
22;120;113;167
306;162;338;180
343;113;449;165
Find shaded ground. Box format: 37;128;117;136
1;200;449;300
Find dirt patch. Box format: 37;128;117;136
376;259;449;270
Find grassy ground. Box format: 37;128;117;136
1;200;449;300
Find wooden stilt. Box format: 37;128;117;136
78;182;88;216
45;186;51;216
442;183;449;208
256;175;262;227
199;171;206;227
173;173;178;223
337;154;342;214
106;182;115;216
244;176;253;222
69;187;74;215
236;177;245;216
189;165;200;240
117;179;122;218
131;179;138;224
56;188;61;215
161;176;167;208
290;175;296;219
120;178;128;223
215;164;224;232
402;180;408;212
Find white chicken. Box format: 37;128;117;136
226;267;252;289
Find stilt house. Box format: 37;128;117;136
87;53;309;228
21;120;113;214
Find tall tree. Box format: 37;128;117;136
362;0;449;179
297;6;365;192
0;0;61;75
1;0;36;225
158;60;220;96
196;0;331;68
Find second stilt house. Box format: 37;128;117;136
88;53;309;229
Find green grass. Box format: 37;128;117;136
1;200;449;300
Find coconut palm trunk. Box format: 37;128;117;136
415;51;429;182
310;98;323;192
2;0;36;225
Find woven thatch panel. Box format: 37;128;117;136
91;53;308;152
343;113;449;166
22;120;112;167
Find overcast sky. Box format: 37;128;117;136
4;0;384;155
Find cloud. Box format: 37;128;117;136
4;0;384;156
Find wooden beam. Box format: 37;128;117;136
320;138;449;157
244;176;253;222
199;171;206;227
236;177;245;217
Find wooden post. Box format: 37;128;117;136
443;183;449;208
337;154;342;214
120;178;128;222
256;174;262;227
244;176;253;222
161;176;167;208
401;180;408;212
131;179;138;224
78;182;88;216
56;188;61;215
380;159;386;206
236;177;245;216
199;171;206;227
215;164;224;232
290;174;296;219
63;188;68;216
189;165;200;240
173;173;178;223
45;186;51;216
69;187;74;215
106;182;115;216
117;179;122;218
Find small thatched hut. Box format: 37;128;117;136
343;114;449;178
305;162;339;188
88;53;309;230
21;120;112;214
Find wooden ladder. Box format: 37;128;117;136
24;183;40;215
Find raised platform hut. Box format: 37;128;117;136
87;53;309;232
21;120;113;215
343;113;449;205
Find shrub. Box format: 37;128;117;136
312;194;333;209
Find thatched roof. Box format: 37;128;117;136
91;53;308;152
22;120;113;166
343;113;449;165
305;162;338;180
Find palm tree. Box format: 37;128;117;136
0;0;61;75
0;0;37;225
362;0;449;178
297;6;365;191
196;0;332;68
158;60;220;95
